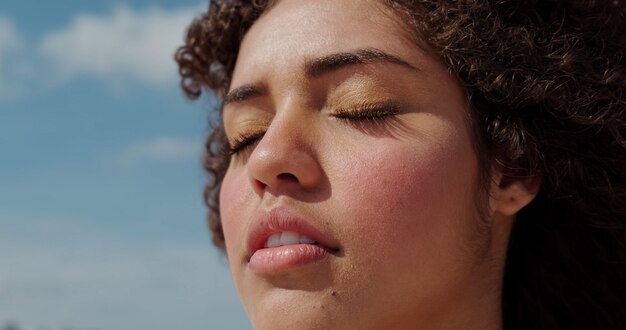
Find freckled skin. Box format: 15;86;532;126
219;1;511;329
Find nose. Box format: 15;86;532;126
246;111;323;196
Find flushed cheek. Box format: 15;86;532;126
219;168;253;261
334;138;477;258
325;138;480;319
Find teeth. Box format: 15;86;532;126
299;236;315;244
264;231;317;248
280;231;300;246
266;232;281;248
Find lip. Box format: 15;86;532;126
246;207;339;275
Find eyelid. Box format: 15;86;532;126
225;118;270;156
227;131;265;156
331;101;400;120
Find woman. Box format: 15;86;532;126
176;1;626;329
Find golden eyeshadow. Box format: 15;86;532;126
326;76;398;110
228;118;271;142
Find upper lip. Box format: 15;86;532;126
246;207;339;260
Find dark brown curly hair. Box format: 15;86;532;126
176;0;626;328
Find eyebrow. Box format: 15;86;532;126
223;83;267;105
304;47;418;78
223;48;418;106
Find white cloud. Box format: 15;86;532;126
38;4;203;87
0;16;20;52
0;15;25;99
120;136;201;164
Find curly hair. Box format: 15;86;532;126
176;0;626;328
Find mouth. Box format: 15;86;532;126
246;209;339;275
264;231;318;248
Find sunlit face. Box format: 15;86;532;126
219;0;509;329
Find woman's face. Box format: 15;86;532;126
220;0;506;329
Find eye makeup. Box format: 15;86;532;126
331;101;400;121
227;130;265;156
225;118;270;156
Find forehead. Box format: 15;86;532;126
231;0;419;86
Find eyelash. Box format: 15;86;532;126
226;102;400;156
227;131;265;156
332;102;400;122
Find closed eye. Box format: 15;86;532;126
332;102;400;122
331;102;410;137
226;131;265;156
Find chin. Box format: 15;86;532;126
247;288;345;330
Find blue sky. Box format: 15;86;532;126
0;1;249;329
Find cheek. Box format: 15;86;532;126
332;134;479;259
219;167;251;256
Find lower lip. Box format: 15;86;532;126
248;244;330;275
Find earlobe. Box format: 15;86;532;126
489;172;541;217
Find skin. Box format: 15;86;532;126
219;1;537;329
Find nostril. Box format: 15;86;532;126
277;172;299;182
253;179;267;192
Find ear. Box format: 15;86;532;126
488;170;541;217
